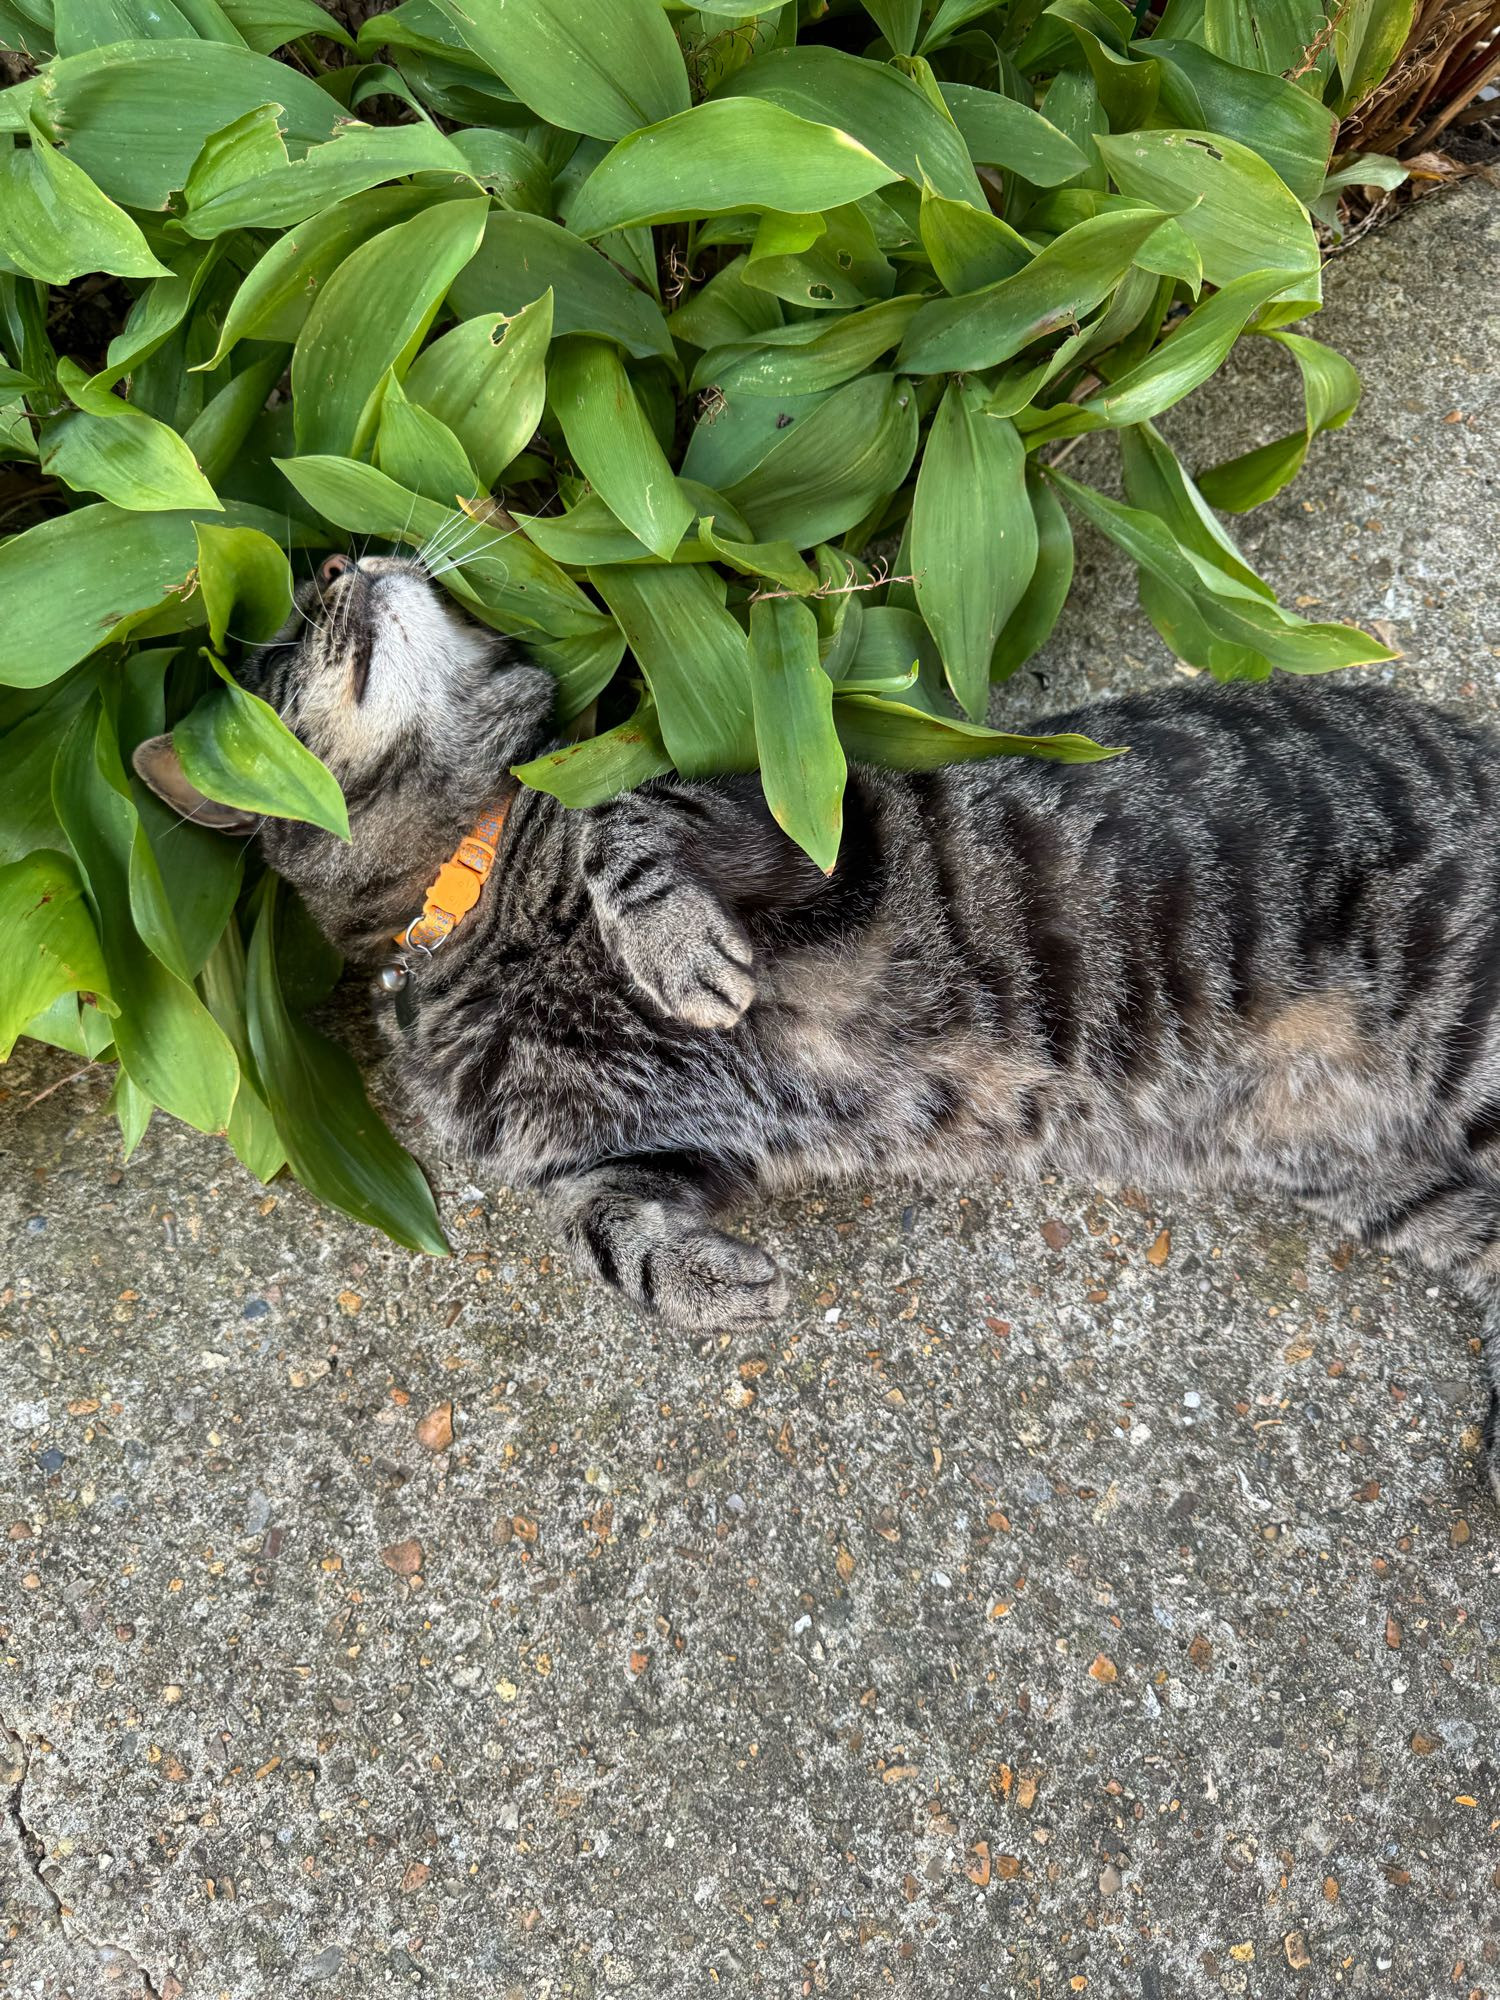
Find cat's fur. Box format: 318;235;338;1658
135;555;1500;1480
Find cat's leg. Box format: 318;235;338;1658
1361;1170;1500;1499
579;796;755;1030
549;1156;785;1328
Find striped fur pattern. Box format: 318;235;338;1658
135;558;1500;1488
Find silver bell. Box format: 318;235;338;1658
378;963;408;994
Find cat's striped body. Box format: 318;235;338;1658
133;561;1500;1482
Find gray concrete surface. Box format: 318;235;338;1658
4;181;1500;2000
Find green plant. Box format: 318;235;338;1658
1;0;1410;1247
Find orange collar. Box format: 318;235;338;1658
395;798;512;955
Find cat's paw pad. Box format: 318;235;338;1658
645;1229;786;1328
653;918;755;1030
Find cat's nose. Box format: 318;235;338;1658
319;553;352;585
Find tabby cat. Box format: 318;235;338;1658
134;554;1500;1490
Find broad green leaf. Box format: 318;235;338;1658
220;0;353;51
588;564;756;775
938;81;1089;185
194;521;292;649
94;239;223;391
179;114;471;237
0;506;200;689
548;338;694;559
40;359;221;512
0;119;168;285
110;1068;154;1161
512;483;752;567
991;467;1074;680
429;0;690;141
1048;0;1161;130
1096;129;1320;302
833;692;1121;767
1202;0;1320;76
110;646;244;985
722;372;919;550
196;919;285;1184
681;384;834;495
404;290;552;487
1081;266;1288;427
919;187;1032;295
721;45;986;205
844;607;941;691
375;378;479;506
912;383;1037;718
748;595;845;872
1118;420;1270;594
1331;0;1415;114
567;98;899;239
35;39;346;209
200;182;445;368
1051;470;1397;674
53;697;238;1131
182;348;287;486
291;196;488;458
919;0;1012;53
898;207;1167;374
698;518;819;596
51;0;227;53
443;127;551;215
0;850;115;1061
742;202;894;311
513;690;674;808
173;654;349;838
862;0;921;54
667;254;784;350
448;209;674;361
1146;37;1335;204
246;878;448;1253
0;671;103;864
1197;330;1360;510
692;295;922;400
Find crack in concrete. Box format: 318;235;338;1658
3;1714;180;1997
1;1714;62;1923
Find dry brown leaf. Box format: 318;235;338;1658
1088;1653;1118;1684
836;1546;855;1582
1145;1229;1170;1267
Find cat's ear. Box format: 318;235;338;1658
131;734;261;837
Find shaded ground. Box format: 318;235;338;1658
3;182;1500;2000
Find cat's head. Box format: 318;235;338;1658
133;552;556;840
131;552;558;958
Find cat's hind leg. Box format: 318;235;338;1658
549;1156;786;1329
1359;1170;1500;1500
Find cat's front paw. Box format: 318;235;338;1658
633;899;756;1030
644;1228;786;1328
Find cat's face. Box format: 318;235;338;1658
134;553;555;837
250;552;508;776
